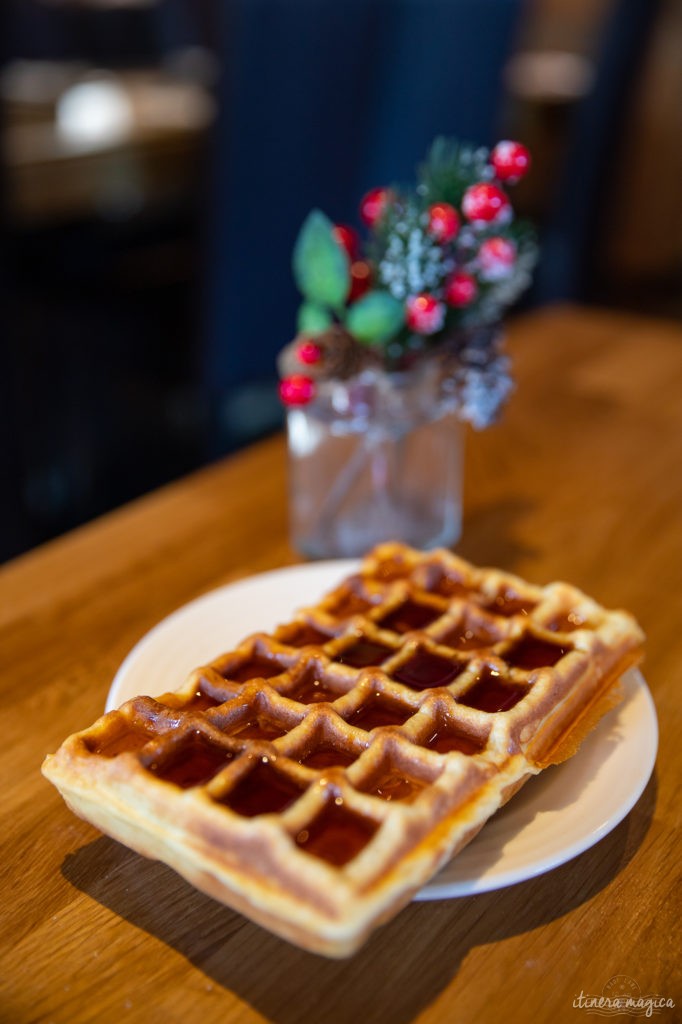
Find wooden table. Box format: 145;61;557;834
2;306;680;1023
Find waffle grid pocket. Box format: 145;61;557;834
43;542;644;957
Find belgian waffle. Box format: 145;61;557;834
42;543;644;957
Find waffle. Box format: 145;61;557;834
42;543;644;957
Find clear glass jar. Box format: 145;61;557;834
286;356;465;559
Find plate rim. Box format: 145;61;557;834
107;559;358;713
106;562;658;900
416;666;657;898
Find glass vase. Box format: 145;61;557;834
285;355;465;560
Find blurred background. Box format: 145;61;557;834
2;0;681;563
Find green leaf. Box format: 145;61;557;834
292;210;350;310
345;290;405;347
297;301;334;335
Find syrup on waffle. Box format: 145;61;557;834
42;543;644;956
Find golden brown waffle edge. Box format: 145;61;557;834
42;542;644;957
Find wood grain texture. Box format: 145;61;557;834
1;306;680;1024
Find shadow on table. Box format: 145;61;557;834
458;495;541;569
61;770;657;1024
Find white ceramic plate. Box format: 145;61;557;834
107;562;658;899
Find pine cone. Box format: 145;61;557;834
277;325;374;381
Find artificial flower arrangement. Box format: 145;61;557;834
277;136;537;429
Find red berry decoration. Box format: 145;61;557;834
279;374;315;406
332;223;360;260
296;340;323;365
348;260;372;302
426;202;460;243
359;186;393;228
491;140;531;183
444;271;478;307
478;237;516;281
405;293;446;335
462;182;511;224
